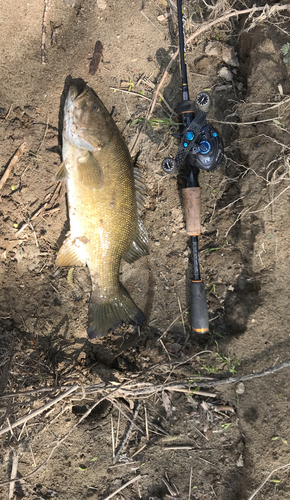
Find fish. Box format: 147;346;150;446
56;84;149;339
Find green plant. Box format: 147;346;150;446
202;364;219;374
281;43;290;64
130;117;181;127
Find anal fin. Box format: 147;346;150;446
56;235;86;267
123;217;149;264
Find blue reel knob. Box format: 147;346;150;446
199;140;211;154
186;131;195;141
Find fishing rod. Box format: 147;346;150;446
162;0;223;334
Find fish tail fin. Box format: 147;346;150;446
87;283;145;339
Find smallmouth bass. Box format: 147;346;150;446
56;84;149;338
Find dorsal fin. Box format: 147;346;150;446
134;166;146;211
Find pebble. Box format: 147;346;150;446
218;66;233;82
236;382;245;394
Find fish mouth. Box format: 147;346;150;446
68;85;90;108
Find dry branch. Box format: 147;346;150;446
41;0;50;64
0;142;26;192
113;401;141;464
102;474;141;500
248;462;290;500
0;385;78;437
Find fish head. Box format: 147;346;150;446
64;85;113;152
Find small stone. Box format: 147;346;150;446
236;382;245;395
218;67;233;82
236;454;244;467
97;0;107;9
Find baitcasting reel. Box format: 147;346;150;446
162;91;223;175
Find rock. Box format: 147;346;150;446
218;66;233;82
236;382;245;394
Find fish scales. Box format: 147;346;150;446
56;85;149;338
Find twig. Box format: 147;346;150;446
116;409;120;449
108;398;144;434
0;142;26;191
211;117;281;126
219;196;245;212
144;404;149;441
247;462;290;500
165;446;196;451
111;414;115;460
177;296;187;337
157;307;189;341
141;10;162;34
113;401;141;464
41;0;50;64
29;223;39;248
162;477;177;497
188;466;193;500
9;448;18;499
110;87;151;101
5;103;13;120
0;385;78;437
103;474;141;500
225;207;250;238
131;442;147;458
249;185;290;214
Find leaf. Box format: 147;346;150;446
281;43;290;56
272;436;279;440
273;119;282;125
90;457;98;461
271;479;280;483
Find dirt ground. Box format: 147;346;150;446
1;0;290;499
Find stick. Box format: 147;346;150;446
0;142;26;191
113;401;141;464
41;0;50;64
0;385;78;436
8;448;18;500
102;474;141;500
108;398;144;434
111;415;115;459
188;466;193;500
247;462;290;500
144;404;149;441
249;185;290;214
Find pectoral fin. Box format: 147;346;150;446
77;152;104;189
55;162;69;182
123;217;149;264
56;234;86;267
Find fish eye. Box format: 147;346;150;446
92;104;99;112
